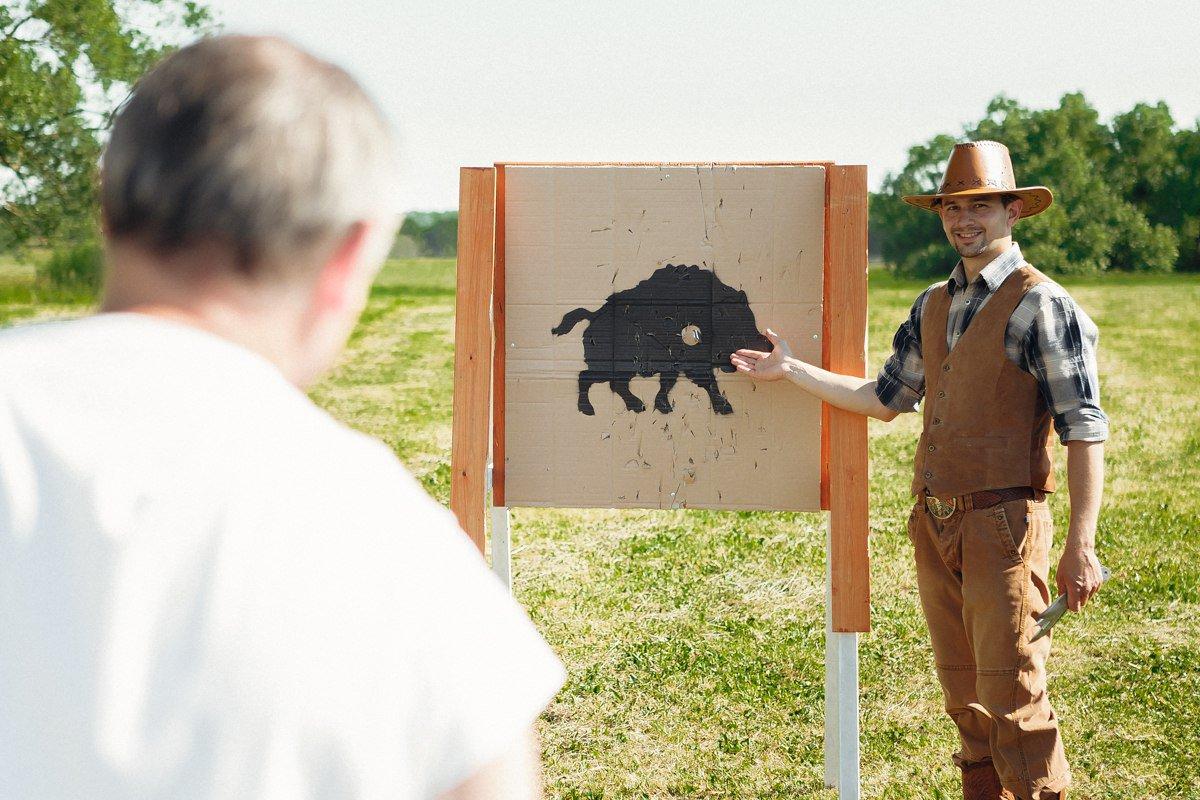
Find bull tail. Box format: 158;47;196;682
551;307;594;336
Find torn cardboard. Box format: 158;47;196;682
504;164;825;511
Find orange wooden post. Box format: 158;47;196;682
491;164;507;508
826;165;870;633
450;167;496;552
823;164;869;798
820;166;833;513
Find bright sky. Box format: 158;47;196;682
208;0;1200;213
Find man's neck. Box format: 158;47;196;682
101;248;311;386
103;297;309;383
959;236;1014;284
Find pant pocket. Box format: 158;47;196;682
991;502;1026;565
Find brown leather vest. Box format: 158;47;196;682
911;264;1056;498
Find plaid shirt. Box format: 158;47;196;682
875;243;1109;443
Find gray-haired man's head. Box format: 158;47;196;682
101;35;397;278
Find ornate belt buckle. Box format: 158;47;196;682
925;495;957;519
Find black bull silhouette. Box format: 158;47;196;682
550;265;773;415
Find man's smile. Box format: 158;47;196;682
954;229;983;244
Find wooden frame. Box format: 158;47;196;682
451;161;868;629
451;161;869;799
491;164;507;509
825;165;870;632
449;167;495;550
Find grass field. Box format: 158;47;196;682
2;259;1197;799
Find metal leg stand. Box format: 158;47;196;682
491;504;511;591
485;464;511;591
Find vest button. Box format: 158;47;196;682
937;390;946;399
928;444;936;452
933;418;942;425
942;364;951;372
924;470;933;479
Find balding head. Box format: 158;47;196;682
99;36;400;389
101;35;397;278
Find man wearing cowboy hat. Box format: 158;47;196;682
732;140;1107;800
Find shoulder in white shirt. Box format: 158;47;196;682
0;313;564;800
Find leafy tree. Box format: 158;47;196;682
0;0;213;251
1112;104;1200;272
1170;127;1200;271
874;92;1191;277
873;133;959;277
1111;102;1177;204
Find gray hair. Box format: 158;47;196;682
101;35;397;276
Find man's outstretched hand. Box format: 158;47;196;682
730;329;793;381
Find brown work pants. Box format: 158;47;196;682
907;495;1072;800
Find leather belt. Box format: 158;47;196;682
924;486;1039;519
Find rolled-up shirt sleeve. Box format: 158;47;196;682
875;286;933;413
1021;290;1109;443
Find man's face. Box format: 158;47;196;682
937;194;1021;259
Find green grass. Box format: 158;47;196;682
2;258;1197;798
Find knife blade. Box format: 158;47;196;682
1030;565;1111;643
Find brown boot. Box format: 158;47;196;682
961;760;1015;800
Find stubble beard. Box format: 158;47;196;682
951;231;993;258
955;239;989;258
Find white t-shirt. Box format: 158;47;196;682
0;313;565;800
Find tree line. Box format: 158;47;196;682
873;93;1200;277
404;94;1200;277
3;3;1196;281
390;211;457;258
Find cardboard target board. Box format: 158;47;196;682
450;161;868;633
503;165;826;510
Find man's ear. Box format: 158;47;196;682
1006;198;1024;228
313;221;370;312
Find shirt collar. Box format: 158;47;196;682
947;242;1024;295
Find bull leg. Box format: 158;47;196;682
687;368;734;415
610;372;646;413
577;370;603;415
654;371;678;414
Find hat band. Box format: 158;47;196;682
939;176;1016;192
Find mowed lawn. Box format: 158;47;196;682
3;258;1198;799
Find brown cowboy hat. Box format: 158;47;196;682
902;140;1053;219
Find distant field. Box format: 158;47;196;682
3;258;1198;799
0;251;96;325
